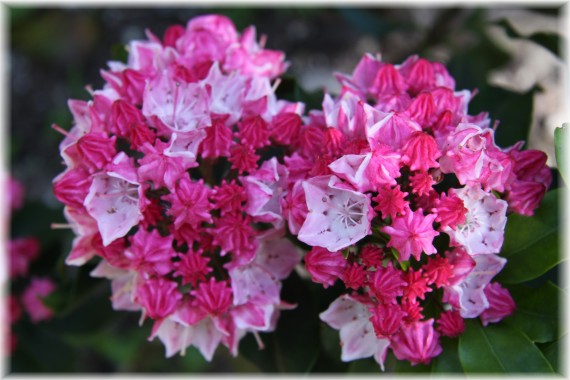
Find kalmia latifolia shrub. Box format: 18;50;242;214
53;14;552;368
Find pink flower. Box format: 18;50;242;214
382;209;439;262
506;181;550;217
8;177;24;211
224;25;287;78
52;166;93;210
480;282;516;326
143;72;211;134
192;278;233;316
440;123;514;192
369;262;407;304
341;262;367;290
402;268;432;303
445;186;507;255
401;131;441;171
401;298;424;324
202;62;249;124
423;255;454;288
173;249;212;287
135;276;181;321
108;100;151;145
9;237;40;278
212;212;258;262
242;157;288;228
165;178;213;229
399;55;455;93
237;115;270;149
281;180;308;235
137;140;195;190
124;229;175;276
436;310;465;338
61;131;117;173
390;319;442;366
211;180;247;214
432;192;467;230
254;235;301;280
328;145;401;193
298;175;373;252
366;111;421;151
200;115;234;158
84;153;144;246
320;294;391;370
405;92;438;128
369;302;406;338
228;143;260;174
446;248;476;286
269;112;301;145
359;245;384;268
304;247;346;288
443;253;506;318
297;124;326;159
21;277;56;323
229;262;280;306
372;185;409;220
409;171;435;197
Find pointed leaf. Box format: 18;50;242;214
538;335;565;374
497;189;562;283
554;124;568;184
505;282;564;343
430;337;463;373
459;320;554;373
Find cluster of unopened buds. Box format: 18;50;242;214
8;178;57;353
53;14;552;368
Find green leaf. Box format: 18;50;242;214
495;18;563;58
505;282;564;343
459;319;554;373
554;124;568;184
430;337;463;373
538;335;565;373
497;189;563;283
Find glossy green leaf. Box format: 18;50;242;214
505;282;564;343
495;18;562;58
430;337;463;373
459;320;554;373
554;124;568;185
497;189;562;283
538;335;565;374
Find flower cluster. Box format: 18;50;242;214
53;15;302;360
8;178;57;354
279;54;550;367
53;15;552;367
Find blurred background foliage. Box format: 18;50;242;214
7;5;567;374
